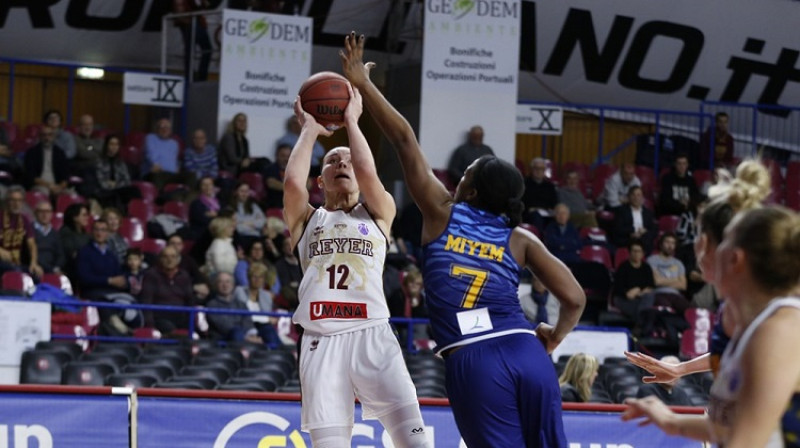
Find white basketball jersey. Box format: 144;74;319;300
708;297;800;447
293;204;390;335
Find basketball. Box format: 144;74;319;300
298;71;350;130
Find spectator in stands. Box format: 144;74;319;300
59;203;91;280
613;240;656;333
519;275;559;326
394;201;423;265
101;208;128;265
559;353;600;403
558;170;597;228
387;269;430;343
24;126;69;196
543;204;582;264
601;163;640;211
274;237;301;310
140;245;196;334
262;216;285;262
264;143;291;210
123;247;144;297
189;176;220;239
218;112;251;176
94;135;139;211
276;116;326;175
72;114;102;173
43;110;76;159
172;0;212;82
635;355;692;406
522;157;558;230
183;128;218;180
0;123;23;188
206;271;262;343
231;181;266;248
676;201;705;301
447;125;494;185
646;233;690;314
234;240;278;291
0;186;42;278
165;233;210;302
658;154;700;216
612;186;657;254
76;219;127;300
234;262;281;348
204;216;237;277
142;118;187;189
32;200;64;274
699;112;734;170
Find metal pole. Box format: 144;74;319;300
751;107;758;156
653;113;661;177
7;62;14;122
67;68;74;126
161;15;168;74
598;109;605;164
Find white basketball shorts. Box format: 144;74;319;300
299;321;420;432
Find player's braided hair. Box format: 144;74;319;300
470;156;524;228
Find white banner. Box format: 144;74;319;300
419;0;521;170
516;104;563;135
217;10;312;158
123;72;184;107
0;299;50;366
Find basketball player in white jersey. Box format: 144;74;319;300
283;84;429;448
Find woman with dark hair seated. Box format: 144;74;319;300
59;203;91;283
93;135;141;211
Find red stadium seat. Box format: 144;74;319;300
693;169;712;189
120;145;144;167
658;215;681;233
56;193;85;214
23;123;44;139
162;201;188;222
561;162;590;182
579;227;607;243
0;121;19;143
119;217;145;243
25;190;49;210
265;208;284;220
432;168;456;192
614;248;630;270
591;164;617;201
579;245;613;271
2;271;35;295
52;212;64;230
131;181;157;203
124;131;146;151
42;273;74;295
11;136;36;154
238;172;265;202
127;199;155;223
132;238;167;256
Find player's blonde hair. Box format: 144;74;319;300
558;353;599;402
727;206;800;296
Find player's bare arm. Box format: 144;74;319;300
512;227;585;347
340;31;451;238
284;98;332;247
343;82;395;235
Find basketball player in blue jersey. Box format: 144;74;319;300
284;84;429;447
623;206;800;448
341;32;586;447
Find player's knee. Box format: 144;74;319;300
386;419;430;448
310;427;352;448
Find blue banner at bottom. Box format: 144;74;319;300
136;397;704;448
0;392;129;447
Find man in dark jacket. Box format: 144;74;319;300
658;154;700;216
23;126;69;195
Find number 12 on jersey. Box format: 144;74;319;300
450;265;488;308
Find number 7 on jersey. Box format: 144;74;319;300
450;265;488;308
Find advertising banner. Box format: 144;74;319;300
0;392;129;447
0;299;50;366
419;0;521;170
123;72;185;108
217;9;312;157
137;396;703;447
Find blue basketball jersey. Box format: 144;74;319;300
422;203;533;352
